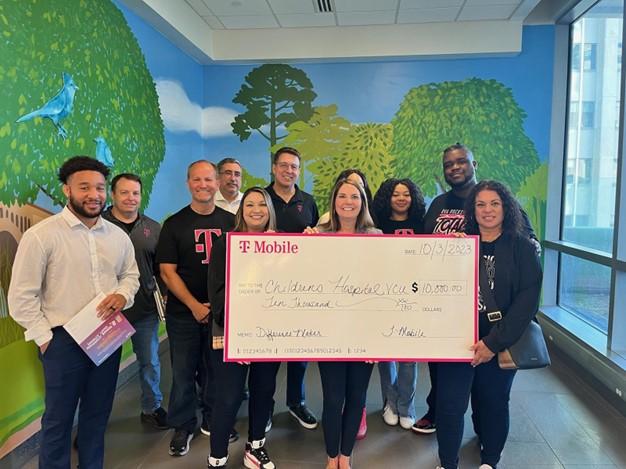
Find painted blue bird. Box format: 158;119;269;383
16;72;78;139
94;136;114;167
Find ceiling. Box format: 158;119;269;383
184;0;540;30
120;0;574;62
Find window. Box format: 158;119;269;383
545;0;625;354
572;43;598;71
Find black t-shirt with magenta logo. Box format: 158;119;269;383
378;217;424;235
156;205;235;315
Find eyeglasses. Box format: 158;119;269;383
220;170;242;178
276;162;300;171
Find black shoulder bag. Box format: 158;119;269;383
479;257;550;370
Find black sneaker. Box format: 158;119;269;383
141;407;169;430
244;439;275;469
288;404;318;429
169;429;194;456
200;420;239;443
411;417;436;434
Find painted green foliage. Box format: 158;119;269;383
231;64;317;170
0;0;164;208
391;78;540;197
518;162;548;242
242;166;269;190
275;105;351;188
311;123;394;214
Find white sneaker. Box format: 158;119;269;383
399;415;416;429
382;405;399;426
479;465;494;469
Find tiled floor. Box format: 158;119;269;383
19;350;626;468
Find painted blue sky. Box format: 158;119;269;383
117;0;554;222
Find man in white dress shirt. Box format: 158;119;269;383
214;157;243;214
8;156;139;469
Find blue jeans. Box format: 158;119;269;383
436;358;516;469
39;327;122;469
165;312;213;432
130;314;163;413
378;361;417;419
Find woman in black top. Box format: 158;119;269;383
371;178;425;429
207;187;280;469
435;180;543;469
306;178;380;469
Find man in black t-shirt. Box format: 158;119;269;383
265;147;319;431
416;144;539;436
413;144;478;435
156;160;235;457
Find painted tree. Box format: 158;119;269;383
231;64;317;172
391;78;540;197
0;0;164;208
311;123;394;213
273;104;351;187
241;167;269;191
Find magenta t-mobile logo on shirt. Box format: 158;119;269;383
194;229;222;264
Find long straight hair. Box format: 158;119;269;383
233;187;277;233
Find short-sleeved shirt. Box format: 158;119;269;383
378;217;424;235
265;184;319;233
423;191;466;235
155;205;235;315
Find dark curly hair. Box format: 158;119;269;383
372;178;425;223
58;156;109;184
464;180;522;237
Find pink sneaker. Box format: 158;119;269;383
356;408;367;440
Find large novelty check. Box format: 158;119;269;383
224;233;477;362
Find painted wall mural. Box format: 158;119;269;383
0;0;164;208
0;0;165;454
0;0;555;456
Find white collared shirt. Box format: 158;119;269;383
214;190;243;215
8;207;140;346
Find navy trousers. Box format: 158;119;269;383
436;358;516;469
39;327;122;469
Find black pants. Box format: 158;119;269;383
166;312;213;432
436;358;516;469
318;362;373;458
424;362;438;421
209;348;280;459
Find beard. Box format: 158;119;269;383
68;194;104;220
445;171;474;189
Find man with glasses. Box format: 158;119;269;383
265;146;320;430
215;158;243;215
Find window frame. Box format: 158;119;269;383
544;0;626;361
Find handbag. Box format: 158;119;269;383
497;320;551;370
478;257;550;370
